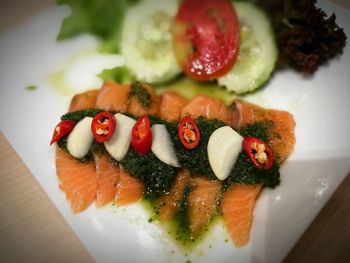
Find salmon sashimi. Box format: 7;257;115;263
231;99;296;163
159;92;189;122
181;95;234;126
94;153;119;207
55;89;99;212
221;184;262;247
69;89;99;112
95;82;130;112
115;166;144;206
56;147;97;213
188;177;221;236
127;83;160;117
156;168;191;221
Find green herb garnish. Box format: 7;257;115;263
26;85;37;91
120;149;178;198
57;0;140;53
61;109;102;122
129;81;151;108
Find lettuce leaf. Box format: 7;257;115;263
57;0;140;53
97;66;134;83
253;0;347;74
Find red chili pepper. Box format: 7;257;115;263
243;136;274;170
91;112;116;143
50;120;76;145
178;116;200;149
131;115;152;155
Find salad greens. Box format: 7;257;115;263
97;66;133;84
57;0;140;53
57;0;346;88
253;0;347;74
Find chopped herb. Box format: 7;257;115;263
238;121;272;143
129;81;151;108
61;109;102;122
26;85;37;91
224;121;281;189
224;151;280;189
120;149;178;198
169;117;226;180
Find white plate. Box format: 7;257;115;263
1;1;350;262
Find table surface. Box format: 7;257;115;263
1;1;349;262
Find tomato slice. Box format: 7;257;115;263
243;136;274;170
91;112;116;143
50;120;76;145
131;115;152;155
173;0;240;80
178;116;200;149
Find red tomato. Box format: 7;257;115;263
172;0;240;80
243;136;274;170
178;116;200;149
91;112;116;143
50;120;76;145
131;115;152;155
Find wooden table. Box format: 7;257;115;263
1;1;349;262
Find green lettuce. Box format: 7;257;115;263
97;66;134;83
57;0;140;53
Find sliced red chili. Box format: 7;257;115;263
91;112;116;143
131;115;152;155
243;136;274;170
50;120;76;145
178;116;200;149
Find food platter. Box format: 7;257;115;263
0;1;350;262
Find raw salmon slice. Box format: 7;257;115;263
221;184;262;247
231;99;296;163
127;83;160;117
156;168;191;221
94;153;119;207
159;92;189;122
69;89;99;112
181;95;234;126
56;147;97;213
188;177;221;236
95;82;130;112
55;89;99;213
115;166;144;206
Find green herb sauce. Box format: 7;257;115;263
224;152;280;189
223;121;281;189
169;117;226;180
58;109;106;161
26;85;37;91
61;109;103;122
55;108;282;247
142;194;221;249
129;81;151;108
156;77;239;104
120;149;178;198
57;109;280;188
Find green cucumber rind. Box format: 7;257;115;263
218;2;278;94
121;0;181;85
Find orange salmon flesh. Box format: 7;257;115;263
53;82;296;247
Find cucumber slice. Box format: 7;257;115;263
218;2;277;94
121;0;181;84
